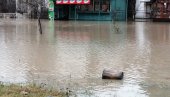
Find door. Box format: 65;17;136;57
56;5;69;20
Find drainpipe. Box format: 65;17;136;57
99;0;101;21
126;0;128;21
75;5;76;20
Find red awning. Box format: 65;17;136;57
56;0;90;4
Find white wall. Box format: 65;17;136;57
135;0;150;18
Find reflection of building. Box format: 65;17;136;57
55;0;127;21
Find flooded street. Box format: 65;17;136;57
0;19;170;97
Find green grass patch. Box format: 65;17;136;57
0;83;66;97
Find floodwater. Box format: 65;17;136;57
0;19;170;97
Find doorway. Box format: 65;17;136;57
55;5;69;20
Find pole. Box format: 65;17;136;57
99;0;101;21
38;4;42;34
75;5;76;20
16;0;18;18
38;17;42;34
126;0;128;21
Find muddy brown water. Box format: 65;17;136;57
0;19;170;97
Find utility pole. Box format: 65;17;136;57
16;0;18;18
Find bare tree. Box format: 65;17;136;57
17;0;49;34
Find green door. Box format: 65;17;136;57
115;0;126;20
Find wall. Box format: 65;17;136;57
135;0;150;18
112;0;127;21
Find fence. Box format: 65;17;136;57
0;13;16;18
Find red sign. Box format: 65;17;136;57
56;0;90;4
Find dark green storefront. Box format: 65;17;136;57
54;0;127;21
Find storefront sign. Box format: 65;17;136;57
63;0;69;4
70;0;76;4
77;0;82;3
56;0;62;4
48;0;54;20
56;0;90;4
84;0;90;3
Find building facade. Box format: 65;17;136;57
0;0;128;21
54;0;128;21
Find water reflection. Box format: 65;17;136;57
0;19;170;97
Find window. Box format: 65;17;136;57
100;0;110;12
77;0;110;13
94;1;100;11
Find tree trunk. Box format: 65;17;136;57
38;3;42;34
38;16;42;34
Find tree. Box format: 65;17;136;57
17;0;49;34
0;0;16;13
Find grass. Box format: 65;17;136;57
0;83;66;97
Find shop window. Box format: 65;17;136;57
100;0;110;12
94;1;100;11
77;0;110;13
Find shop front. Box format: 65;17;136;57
54;0;127;21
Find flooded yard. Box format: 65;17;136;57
0;19;170;97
